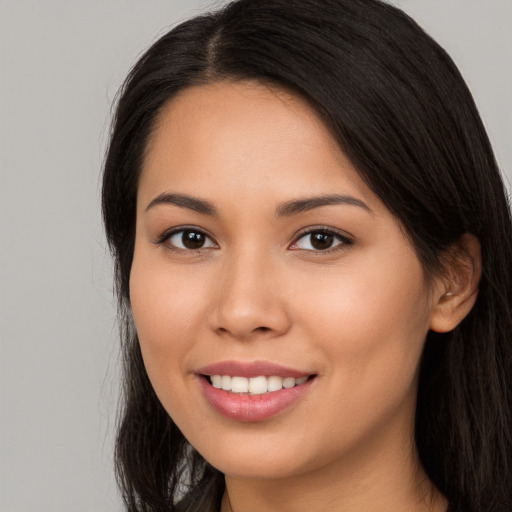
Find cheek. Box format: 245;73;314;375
130;249;206;346
128;250;208;403
129;259;221;437
298;251;431;405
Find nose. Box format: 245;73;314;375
209;250;291;341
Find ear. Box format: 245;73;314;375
429;233;481;333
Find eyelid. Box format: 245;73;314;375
154;225;218;250
289;226;353;251
153;224;352;252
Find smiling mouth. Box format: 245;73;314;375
198;366;318;421
203;374;316;395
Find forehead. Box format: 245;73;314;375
139;80;375;209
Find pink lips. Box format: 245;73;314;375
196;360;316;422
197;360;311;379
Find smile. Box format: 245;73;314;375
209;375;309;395
197;361;317;422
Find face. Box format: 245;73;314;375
130;81;438;480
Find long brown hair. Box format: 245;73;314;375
102;1;512;510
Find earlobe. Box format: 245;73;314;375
429;234;482;333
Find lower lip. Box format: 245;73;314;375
198;376;315;422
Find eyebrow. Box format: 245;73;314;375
145;192;372;217
275;194;372;217
145;193;217;215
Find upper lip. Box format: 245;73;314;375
196;360;314;379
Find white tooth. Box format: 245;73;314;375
211;375;222;388
267;376;283;392
221;375;232;391
231;376;249;393
249;376;268;395
295;376;307;385
282;377;296;389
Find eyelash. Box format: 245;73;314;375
290;226;353;253
155;226;353;254
155;226;218;252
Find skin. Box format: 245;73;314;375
130;81;479;511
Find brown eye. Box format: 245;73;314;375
292;229;349;251
310;232;334;250
167;229;216;250
183;231;206;249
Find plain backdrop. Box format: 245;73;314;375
0;1;510;511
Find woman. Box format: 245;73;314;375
102;0;512;511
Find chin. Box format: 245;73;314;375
209;453;307;481
189;428;327;481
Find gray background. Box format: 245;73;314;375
0;1;510;511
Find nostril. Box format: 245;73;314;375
216;325;272;336
254;326;271;333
